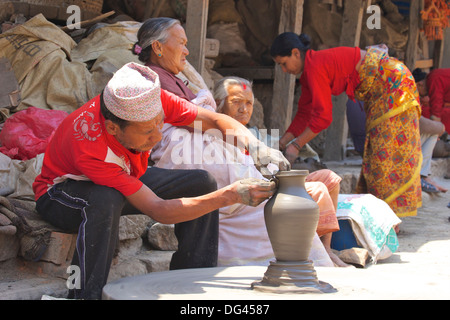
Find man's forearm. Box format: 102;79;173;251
127;184;239;224
150;187;239;224
127;178;275;224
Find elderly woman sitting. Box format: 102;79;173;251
214;76;349;267
133;17;348;267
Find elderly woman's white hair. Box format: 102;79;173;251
134;17;181;63
213;76;254;113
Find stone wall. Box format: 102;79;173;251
0;214;179;285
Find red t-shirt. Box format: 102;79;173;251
427;68;450;117
33;89;198;200
287;47;361;136
426;68;450;133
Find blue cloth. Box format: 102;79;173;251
346;99;366;155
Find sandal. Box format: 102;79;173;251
421;178;439;193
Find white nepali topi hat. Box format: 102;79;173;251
103;62;162;122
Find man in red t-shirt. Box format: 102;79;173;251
413;68;450;134
33;63;284;300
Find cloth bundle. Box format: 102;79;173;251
337;194;402;263
0;196;56;261
0;153;59;261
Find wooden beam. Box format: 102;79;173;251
269;0;304;133
405;0;420;71
185;0;209;77
414;59;433;69
323;0;366;161
433;39;445;69
443;27;450;68
339;0;365;47
61;11;115;32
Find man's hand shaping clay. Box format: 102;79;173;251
233;178;277;207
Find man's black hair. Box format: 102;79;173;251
100;91;130;130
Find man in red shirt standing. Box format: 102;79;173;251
414;68;450;135
33;62;283;299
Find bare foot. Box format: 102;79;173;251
424;176;448;193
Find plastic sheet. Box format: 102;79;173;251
0;107;67;160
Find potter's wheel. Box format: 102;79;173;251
102;265;334;300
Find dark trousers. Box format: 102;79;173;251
36;167;219;300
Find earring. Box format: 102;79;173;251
158;53;162;57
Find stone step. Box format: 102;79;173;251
0;258;67;300
0;248;175;300
0;215;176;299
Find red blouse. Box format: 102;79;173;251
286;47;361;136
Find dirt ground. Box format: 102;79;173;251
311;175;450;299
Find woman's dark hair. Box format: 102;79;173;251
100;91;130;130
270;32;311;58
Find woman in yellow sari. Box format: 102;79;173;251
271;33;422;218
354;48;422;217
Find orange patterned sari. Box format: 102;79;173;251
355;48;422;217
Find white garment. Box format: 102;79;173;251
420;133;439;176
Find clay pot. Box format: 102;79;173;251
264;170;319;261
252;170;335;293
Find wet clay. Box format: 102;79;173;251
236;178;276;206
252;170;336;293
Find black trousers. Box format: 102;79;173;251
36;167;219;300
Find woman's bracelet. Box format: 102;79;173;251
290;141;302;152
